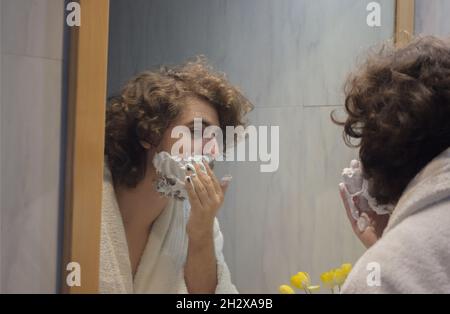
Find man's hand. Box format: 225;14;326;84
183;161;229;294
185;161;228;242
339;183;389;249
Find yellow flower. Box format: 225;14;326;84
307;285;320;293
320;271;335;289
291;272;310;289
341;263;352;276
279;285;295;294
333;268;346;286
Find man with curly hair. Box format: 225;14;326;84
334;36;450;293
100;58;252;293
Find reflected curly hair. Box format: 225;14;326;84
105;57;253;187
333;36;450;205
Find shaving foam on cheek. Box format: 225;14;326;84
152;151;231;200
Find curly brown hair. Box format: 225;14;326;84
333;36;450;205
105;57;253;187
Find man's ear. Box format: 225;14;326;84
140;140;151;149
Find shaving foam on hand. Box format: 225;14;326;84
152;151;231;200
340;160;394;232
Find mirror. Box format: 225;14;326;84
65;0;421;294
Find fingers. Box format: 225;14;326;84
339;183;380;248
202;160;231;197
186;161;225;213
185;176;203;209
203;161;222;195
194;163;217;200
339;183;358;232
190;172;209;207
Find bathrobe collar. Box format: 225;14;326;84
101;165;189;293
384;146;450;235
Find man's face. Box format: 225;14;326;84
156;96;220;157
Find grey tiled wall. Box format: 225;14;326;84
415;0;450;36
0;0;64;293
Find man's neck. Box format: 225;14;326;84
115;168;169;231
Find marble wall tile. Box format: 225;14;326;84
1;0;64;60
0;0;64;293
294;0;395;107
108;0;395;108
1;54;62;293
415;0;450;36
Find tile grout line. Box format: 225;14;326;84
1;52;63;62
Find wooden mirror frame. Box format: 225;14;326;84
61;0;110;293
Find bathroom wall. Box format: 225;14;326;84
108;0;396;293
0;0;65;293
415;0;450;36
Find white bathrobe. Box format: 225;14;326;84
99;167;238;294
342;147;450;293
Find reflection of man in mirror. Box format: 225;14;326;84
101;57;253;293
